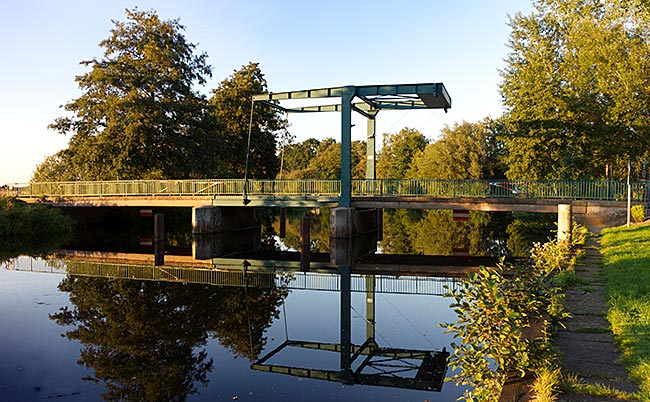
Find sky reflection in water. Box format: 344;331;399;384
0;256;467;402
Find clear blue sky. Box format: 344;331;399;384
0;0;532;184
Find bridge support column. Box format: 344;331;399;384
330;207;379;238
192;206;259;235
192;228;260;259
557;204;572;243
330;207;378;265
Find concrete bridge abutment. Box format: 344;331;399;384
191;206;259;235
329;207;380;265
329;207;380;238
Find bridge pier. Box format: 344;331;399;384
192;229;261;259
330;207;379;265
330;207;379;238
191;206;259;235
557;204;572;243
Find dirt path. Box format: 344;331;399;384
554;237;639;401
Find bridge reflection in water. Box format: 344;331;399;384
10;252;469;393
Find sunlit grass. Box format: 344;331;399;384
530;366;560;402
601;224;650;400
560;372;640;400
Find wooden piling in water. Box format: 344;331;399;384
300;215;310;271
154;213;165;266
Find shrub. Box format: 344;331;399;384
631;204;645;223
442;239;573;401
0;197;73;247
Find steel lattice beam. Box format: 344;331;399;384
251;83;451;206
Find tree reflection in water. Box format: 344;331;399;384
51;276;288;402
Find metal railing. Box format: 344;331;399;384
8;257;462;295
11;178;648;202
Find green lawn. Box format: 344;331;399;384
601;224;650;399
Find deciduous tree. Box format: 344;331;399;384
48;8;223;180
500;0;650;179
210;62;287;178
284;138;366;179
376;128;428;179
410;120;506;180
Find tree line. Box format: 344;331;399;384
33;0;650;183
33;9;286;182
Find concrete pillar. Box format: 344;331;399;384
330;207;379;264
330;207;355;238
192;229;260;260
329;207;378;238
557;203;573;243
330;232;378;265
192;206;259;234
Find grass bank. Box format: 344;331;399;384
601;224;650;398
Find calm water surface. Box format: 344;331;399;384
0;256;467;402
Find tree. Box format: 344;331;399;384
410;120;506;180
210;62;287;178
31;150;77;182
376;128;428;179
500;0;650;180
47;8;223;180
284;138;366;179
281;138;321;174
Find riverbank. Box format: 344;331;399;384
0;197;73;260
498;225;648;402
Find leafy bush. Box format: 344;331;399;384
0;197;73;247
631;205;645;223
442;239;573;401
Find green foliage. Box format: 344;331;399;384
283;138;366;179
31;150;77;182
631;205;646;223
506;213;556;257
601;224;650;399
379;209;422;254
46;8;223;181
377;127;428;179
210;62;287;178
500;0;650;179
273;209;330;252
280;138;320;177
442;239;572;401
0;197;73;254
410;120;507;180
551;268;587;288
379;209;508;256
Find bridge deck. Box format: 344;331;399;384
8;178;646;210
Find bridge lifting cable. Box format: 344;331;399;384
379;294;436;349
350;304;392;348
242;98;255;205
